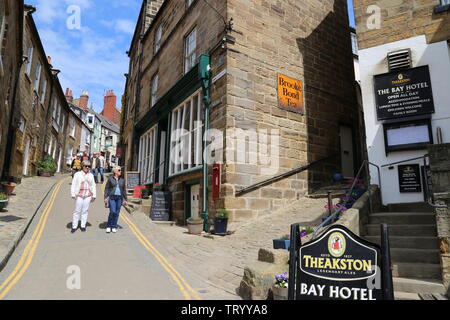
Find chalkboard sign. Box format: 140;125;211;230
150;191;171;221
125;171;140;191
398;164;422;193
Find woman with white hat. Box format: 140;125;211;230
70;160;97;233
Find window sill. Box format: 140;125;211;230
434;4;450;13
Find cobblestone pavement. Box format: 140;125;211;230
126;197;327;298
0;174;68;271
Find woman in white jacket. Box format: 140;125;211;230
70;160;97;233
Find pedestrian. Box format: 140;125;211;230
98;152;106;183
91;152;100;183
104;166;128;234
71;156;82;178
82;151;90;162
70;160;97;233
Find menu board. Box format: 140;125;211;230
150;191;171;221
398;165;422;193
125;171;140;191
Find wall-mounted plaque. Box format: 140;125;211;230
398;164;422;193
374;66;435;121
277;73;304;114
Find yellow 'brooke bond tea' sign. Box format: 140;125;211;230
277;74;304;113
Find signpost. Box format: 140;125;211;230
374;65;435;121
125;171;141;191
150;190;171;221
288;224;394;300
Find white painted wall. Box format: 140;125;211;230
359;35;450;205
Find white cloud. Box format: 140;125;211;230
114;19;136;35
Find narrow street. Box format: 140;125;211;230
0;176;204;300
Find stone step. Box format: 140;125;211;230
390;248;440;264
142;199;152;206
392;263;442;280
141;205;152;215
394;291;421;300
129;198;142;205
368;212;435;225
393;277;446;294
365;224;437;237
386;202;434;213
364;236;439;250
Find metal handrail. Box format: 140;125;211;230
381;156;427;168
312;160;382;239
235;153;338;197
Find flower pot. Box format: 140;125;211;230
273;239;290;250
0;199;8;211
213;218;228;236
141;188;150;199
187;220;204;235
272;286;288;300
1;182;17;196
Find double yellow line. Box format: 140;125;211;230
0;178;66;299
103;181;201;300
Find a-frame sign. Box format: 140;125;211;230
288;224;394;300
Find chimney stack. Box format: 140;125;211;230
65;88;73;103
102;90;121;125
79;90;89;110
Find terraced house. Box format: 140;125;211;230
0;0;24;181
121;0;361;225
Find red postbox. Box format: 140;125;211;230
212;164;221;199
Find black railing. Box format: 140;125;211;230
235;154;338;197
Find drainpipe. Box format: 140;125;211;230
199;55;212;232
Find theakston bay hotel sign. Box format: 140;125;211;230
374;65;435;120
296;225;383;300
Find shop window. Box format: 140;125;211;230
138;125;157;184
169;91;203;176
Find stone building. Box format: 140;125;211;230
0;0;24;181
5;5;72;178
353;0;450;295
98;113;120;167
122;0;360;224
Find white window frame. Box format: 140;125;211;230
169;91;203;176
70;118;76;137
138;125;158;184
151;73;158;107
40;79;47;104
34;62;42;91
184;28;197;74
25;45;34;75
154;24;162;54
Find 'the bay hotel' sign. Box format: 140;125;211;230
374;65;435;120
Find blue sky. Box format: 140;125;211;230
28;0;355;113
28;0;142;113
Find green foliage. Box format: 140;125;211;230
37;156;57;172
0;193;8;201
215;209;229;219
301;226;314;234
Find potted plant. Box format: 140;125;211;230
37;156;57;177
300;226;314;238
1;181;17;196
273;235;291;250
214;209;229;236
187;217;204;235
141;187;150;199
272;272;288;300
0;193;8;211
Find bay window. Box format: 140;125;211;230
169;91;203;176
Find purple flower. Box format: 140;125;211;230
275;272;288;283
